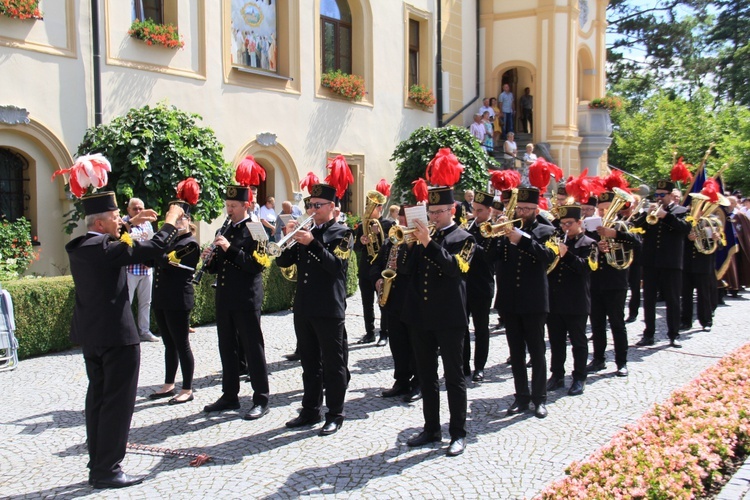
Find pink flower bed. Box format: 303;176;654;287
539;343;750;499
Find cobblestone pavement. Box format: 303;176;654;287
1;291;749;499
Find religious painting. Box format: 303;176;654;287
231;0;278;73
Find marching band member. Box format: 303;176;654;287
201;157;271;420
546;205;596;396
401;150;475;457
276;157;354;436
632;178;692;348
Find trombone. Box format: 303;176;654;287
266;214;316;257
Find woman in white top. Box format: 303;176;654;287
503;132;517;171
520;143;537;187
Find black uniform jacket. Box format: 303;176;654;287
66;223;179;347
401;224;475;330
466;220;498;298
152;232;200;310
275;219;353;319
632;204;691;269
495;216;556;315
206;217;265;311
547;232;596;315
369;239;409;314
683;235;718;274
590;227;641;291
354;216;395;280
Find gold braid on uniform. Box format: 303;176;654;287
253;250;271;268
628;227;645;235
455;240;474;273
545;239;560;255
119;232;134;247
167;251;181;264
333;232;354;260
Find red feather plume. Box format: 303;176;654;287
528;158;563;192
670;157;693;184
603;169;629;191
412;178;429;203
376;178;391;197
51;153;112;198
176;177;200;205
538;197;549;210
235;155;266;187
425;148;464;187
565;169;606;204
299;171;320;194
489;170;521;192
325;155;354;198
701;177;720;203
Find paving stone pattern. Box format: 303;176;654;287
1;292;749;499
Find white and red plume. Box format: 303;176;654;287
51;153;112;198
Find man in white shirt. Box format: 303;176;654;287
259;196;277;238
469;113;486;144
478;97;495;121
498;83;515;139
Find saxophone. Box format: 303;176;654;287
377;243;399;307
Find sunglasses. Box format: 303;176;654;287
654;193;668;198
310;202;332;209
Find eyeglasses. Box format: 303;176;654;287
654;193;668;198
515;207;536;213
310;202;333;209
559;220;577;227
427;208;451;215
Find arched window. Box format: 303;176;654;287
0;148;29;222
321;0;352;74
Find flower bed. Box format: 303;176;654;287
0;0;42;20
128;18;184;49
408;84;436;109
539;343;750;498
321;70;366;101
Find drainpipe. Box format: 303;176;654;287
91;0;102;126
437;0;480;127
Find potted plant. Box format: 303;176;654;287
321;70;366;101
588;95;624;111
0;0;43;20
128;18;185;49
408;84;436;109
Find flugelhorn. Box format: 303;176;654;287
266;213;316;257
388;223;436;246
192;217;231;284
478;218;523;238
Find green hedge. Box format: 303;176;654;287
2;256;358;360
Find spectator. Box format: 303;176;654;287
503;132;518;171
490;97;502;144
469;113;486;144
122;198;159;342
259;196;277;238
478;97;495;122
519;87;533;134
274;200;294;242
521;143;536;187
248;186;260;220
387;204;400;222
482;111;494;155
498;83;515;138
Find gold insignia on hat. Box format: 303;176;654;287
311;185;323;197
518;189;529;201
558;207;568;218
227;186;237;198
475;192;485;203
428;191;441;204
657;181;667;189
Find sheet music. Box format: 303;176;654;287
583;216;603;232
404;205;428;228
245;221;268;241
279;214;295;227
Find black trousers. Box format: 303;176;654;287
681;271;713;327
216;307;269;405
464;293;492;372
411;325;467;438
504;312;547;405
590;289;628;367
521;108;533;133
359;276;388;336
82;343;140;480
153;308;194;390
547;313;588;381
294;315;348;420
386;310;418;388
643;267;682;340
628;264;642;318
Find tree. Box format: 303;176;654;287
390;125;495;204
707;0;750;107
68;103;233;233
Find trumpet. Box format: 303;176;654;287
646;203;661;225
192;217;231;284
478;218;522;238
388;223;436;246
267;214;316;257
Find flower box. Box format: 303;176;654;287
0;0;43;20
128;18;184;49
588;95;623;111
408;84;436;109
321;70;366;101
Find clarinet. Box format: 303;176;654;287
192;217;232;284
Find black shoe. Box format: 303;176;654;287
616;365;629;377
148;389;175;400
357;334;376;345
286;412;322;428
446;437;466;457
283;352;301;361
243;404;269;420
319;417;343;436
92;472;144;489
568;380;585;396
534;402;548;419
403;386;422;403
635;337;654;347
702;325;712;332
679;323;691;331
586;360;606;373
472;370;484;382
546;376;564;391
506;399;530;416
168;393;194;405
625;314;638;323
407;430;442;447
203;397;240;413
376;336;388;347
526;359;533;368
669;339;682;348
505;356;512;365
382;383;408;398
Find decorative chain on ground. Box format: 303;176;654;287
127;442;225;467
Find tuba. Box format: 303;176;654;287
363;190;387;263
601;187;635;270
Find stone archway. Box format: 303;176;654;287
232;138;299;208
492;62;536;139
